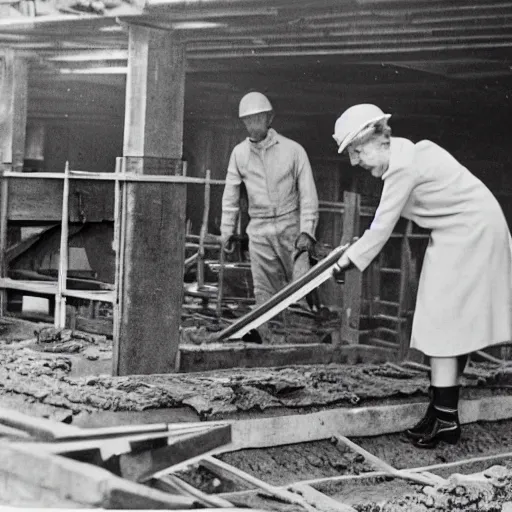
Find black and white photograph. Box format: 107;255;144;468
1;1;512;510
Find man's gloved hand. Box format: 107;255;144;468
295;232;316;253
221;233;236;253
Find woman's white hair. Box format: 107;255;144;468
348;118;392;148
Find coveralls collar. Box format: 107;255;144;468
248;128;279;150
381;137;415;180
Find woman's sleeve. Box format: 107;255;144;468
345;167;417;271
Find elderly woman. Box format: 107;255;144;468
332;104;512;449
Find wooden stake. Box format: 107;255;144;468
112;156;123;376
197;169;211;290
55;161;70;329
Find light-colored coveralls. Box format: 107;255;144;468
346;137;512;357
221;128;319;306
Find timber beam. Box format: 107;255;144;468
114;25;186;376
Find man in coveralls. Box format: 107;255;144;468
221;92;319;342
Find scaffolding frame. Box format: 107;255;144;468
0;159;225;334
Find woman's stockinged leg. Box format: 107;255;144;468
430;356;458;387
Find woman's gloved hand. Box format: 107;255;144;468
332;237;358;281
332;252;352;277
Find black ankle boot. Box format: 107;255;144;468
413;386;461;449
405;387;435;440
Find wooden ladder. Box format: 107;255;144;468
366;219;430;360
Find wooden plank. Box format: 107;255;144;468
340;191;363;344
119;424;231;482
219;395;512;452
0;442;202;509
220;451;512;504
201;456;317;512
178;343;397;373
334;435;442;486
54;422;170;442
75;315;113;336
7;179;115;222
115;25;186;376
0;406;81;441
288;483;358;512
151;474;234;508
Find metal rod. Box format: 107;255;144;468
216;244;349;341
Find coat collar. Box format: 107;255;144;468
247;128;279;150
382;137;415;180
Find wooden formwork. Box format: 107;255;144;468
3;392;512;510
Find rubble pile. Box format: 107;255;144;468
32;326;112;361
354;465;512;511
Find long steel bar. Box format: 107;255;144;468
216;243;349;341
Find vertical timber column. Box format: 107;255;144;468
1;51;28;172
0;51;28;314
340;191;362;344
115;26;186;375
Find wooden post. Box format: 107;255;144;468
0;51;28;315
114;26;186;375
0;50;28;173
340;191;362;344
197;169;211;290
55;162;70;329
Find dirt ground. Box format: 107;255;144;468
179;428;512;510
2;317;512;510
178;419;512;485
1;319;510;423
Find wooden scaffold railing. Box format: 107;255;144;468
0;159;227;335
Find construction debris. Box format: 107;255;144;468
30;326;111;359
351;465;512;511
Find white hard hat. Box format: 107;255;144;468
333;104;391;154
239;92;273;118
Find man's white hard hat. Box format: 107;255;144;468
239;92;273;118
333;104;391;154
